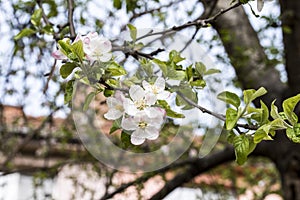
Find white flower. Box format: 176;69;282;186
52;32;112;63
82;32;112;63
104;91;125;120
142;77;170;100
121;110;164;145
123;85;157;116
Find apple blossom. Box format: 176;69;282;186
121;110;164;145
142;77;170;100
104;91;126;120
52;32;112;62
83;33;112;63
123;85;157;116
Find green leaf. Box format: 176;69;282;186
107;62;127;76
127;24;137;42
113;0;122;9
283;94;300;125
204;68;221;75
217;91;241;108
157;100;185;118
270;118;287;129
14;28;36;40
174;83;197;110
195;62;206;76
260;100;269;124
190;79;206;88
110;118;122;134
60;62;77;79
31;8;42;27
233;135;250;165
270;100;280;119
286;124;300;143
121;131;131;148
225;108;239;130
64;79;75;104
254;125;272;143
71;40;85;61
169;50;185;64
153;59;185;80
83;92;96;111
243;87;267;105
58;39;72;57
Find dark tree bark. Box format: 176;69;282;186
205;1;300;199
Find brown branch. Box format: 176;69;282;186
149;146;235;200
135;2;242;42
43;59;56;94
67;0;76;39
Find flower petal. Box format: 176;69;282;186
131;135;145;145
129;85;145;101
142;80;151;91
145;128;159;140
157;90;171;100
121;117;137;130
99;53;112;62
52;50;67;60
144;93;157;106
104;109;123;120
154;77;166;91
123;98;138;115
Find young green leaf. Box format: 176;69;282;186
225;108;239;130
14;28;37;40
60;62;77;79
233;135;250;165
217;91;241;108
286;124;300;143
243;87;267;105
282;94;300;126
109;118;122;134
157;100;185;118
127;24;137;42
64;79;75;104
107;62;127;76
195;62;206;76
71;40;85;61
169;50;185;64
121;131;131;149
83;92;96;111
31;9;42;27
204;68;221;75
260;100;269;124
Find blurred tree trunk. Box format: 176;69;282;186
204;0;300;199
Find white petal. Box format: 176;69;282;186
98;39;112;53
129;85;145;101
52;50;67;60
99;53;112;62
123;98;138;115
131;135;145;145
144;93;157;106
104;109;123;120
144;128;159;140
157;90;171;100
154;77;166;91
132;128;146;138
142;80;152;91
121;117;137;130
106;97;118;108
144;107;160;118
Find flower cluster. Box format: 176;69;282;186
104;77;170;145
52;32;112;63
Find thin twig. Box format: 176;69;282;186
67;0;76;39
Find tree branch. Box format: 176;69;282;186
149;146;235;200
67;0;76;39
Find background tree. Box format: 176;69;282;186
0;0;299;199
